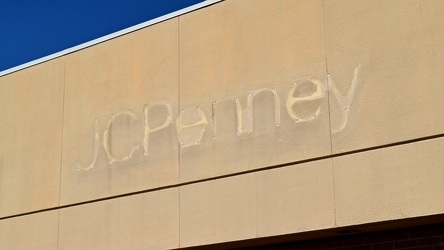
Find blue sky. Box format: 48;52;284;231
0;0;203;72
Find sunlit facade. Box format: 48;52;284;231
1;0;444;249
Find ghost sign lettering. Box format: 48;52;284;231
77;65;361;171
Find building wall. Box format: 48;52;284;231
0;0;444;249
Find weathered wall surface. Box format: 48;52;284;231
0;58;64;217
0;0;443;249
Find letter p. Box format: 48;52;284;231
143;102;173;156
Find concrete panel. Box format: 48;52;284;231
178;0;331;182
180;159;335;247
58;189;179;249
0;211;59;250
58;199;119;249
60;18;179;205
256;159;335;237
180;174;257;247
119;188;179;249
0;58;64;217
334;137;444;227
324;0;444;153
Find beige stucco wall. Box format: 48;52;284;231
1;0;443;248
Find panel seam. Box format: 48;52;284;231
1;132;443;221
56;55;67;250
321;0;337;228
178;16;182;249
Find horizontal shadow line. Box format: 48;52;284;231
1;132;443;221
